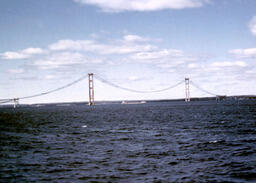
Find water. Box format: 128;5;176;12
0;100;256;182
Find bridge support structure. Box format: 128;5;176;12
88;73;94;106
185;78;190;102
13;98;19;108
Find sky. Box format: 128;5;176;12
0;0;256;104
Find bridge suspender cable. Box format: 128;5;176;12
20;74;88;100
94;74;184;93
0;74;88;101
0;73;223;105
190;80;220;96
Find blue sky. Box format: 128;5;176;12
0;0;256;104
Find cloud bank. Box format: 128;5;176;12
48;39;155;55
0;48;44;60
2;33;255;98
229;48;256;58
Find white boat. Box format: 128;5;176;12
121;101;146;104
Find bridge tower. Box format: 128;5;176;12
88;73;94;106
13;98;19;108
185;78;190;102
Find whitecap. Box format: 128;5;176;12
209;140;218;143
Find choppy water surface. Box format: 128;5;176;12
1;100;256;182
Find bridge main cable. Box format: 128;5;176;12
190;80;221;96
94;74;184;93
1;74;88;101
0;99;13;104
20;74;89;100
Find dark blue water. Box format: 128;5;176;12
1;100;256;182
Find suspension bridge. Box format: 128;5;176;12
0;73;222;108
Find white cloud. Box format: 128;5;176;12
33;52;85;69
1;52;31;60
246;70;256;74
22;48;44;55
128;76;140;81
49;40;95;51
249;16;256;36
187;63;199;68
73;0;207;12
32;51;106;70
130;49;184;60
7;68;24;74
211;61;247;67
127;75;151;82
123;35;148;42
1;47;44;60
49;38;156;54
229;48;256;58
45;75;56;80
